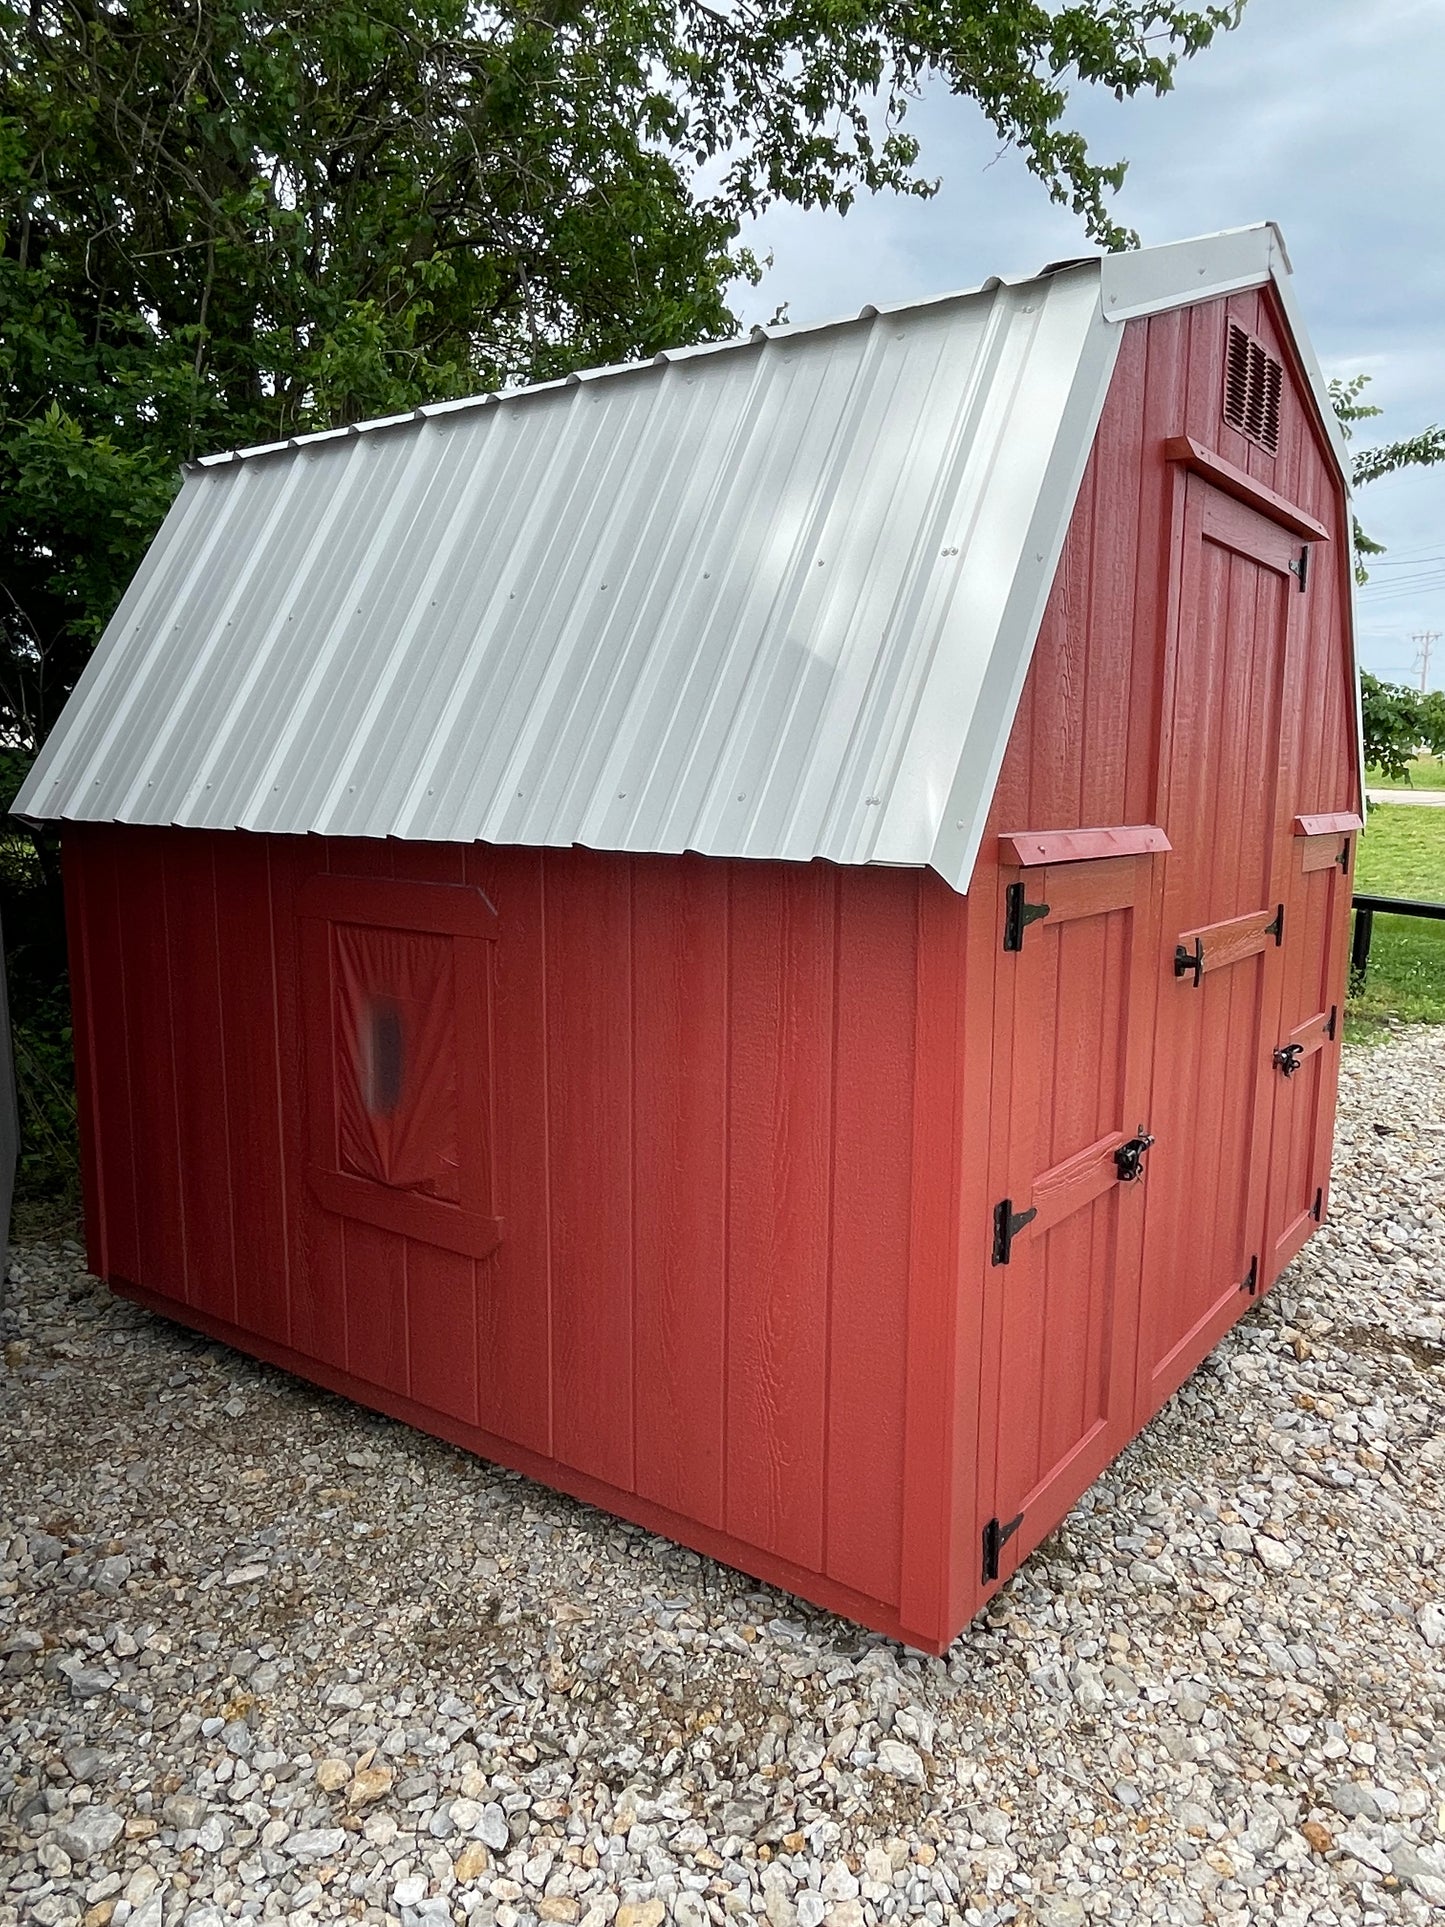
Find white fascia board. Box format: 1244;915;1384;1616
925;293;1124;895
1099;222;1280;322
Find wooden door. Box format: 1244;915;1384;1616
1261;827;1355;1285
1136;479;1298;1418
982;855;1155;1588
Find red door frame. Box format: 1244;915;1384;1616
1135;472;1305;1419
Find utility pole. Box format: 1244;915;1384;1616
1411;631;1441;694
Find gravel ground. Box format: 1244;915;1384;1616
3;1029;1444;1927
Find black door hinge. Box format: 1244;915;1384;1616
992;1197;1037;1266
982;1511;1024;1584
1273;1042;1304;1077
1003;881;1050;952
1114;1132;1155;1182
1337;842;1350;874
1239;1254;1260;1297
1312;1186;1324;1222
1265;902;1285;946
1174;936;1204;986
1289;546;1310;592
1325;1004;1338;1041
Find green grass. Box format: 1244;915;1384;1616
1364;754;1445;791
1347;802;1445;1039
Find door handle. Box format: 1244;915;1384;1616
1114;1132;1155;1182
1273;1042;1304;1077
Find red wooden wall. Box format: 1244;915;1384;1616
62;285;1359;1654
65;826;976;1647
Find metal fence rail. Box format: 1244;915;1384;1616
1351;892;1445;981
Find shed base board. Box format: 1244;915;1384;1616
106;1273;950;1655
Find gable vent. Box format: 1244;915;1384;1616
1224;323;1283;454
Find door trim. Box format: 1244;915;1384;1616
1137;471;1300;1419
1163;435;1330;540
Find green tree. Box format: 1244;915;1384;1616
1;0;1242;751
1329;377;1445;775
1359;673;1445;784
1330;374;1445;571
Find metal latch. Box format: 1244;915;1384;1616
1174;937;1204;986
1114;1132;1155;1183
1273;1042;1304;1077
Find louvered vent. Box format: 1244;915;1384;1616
1223;324;1282;454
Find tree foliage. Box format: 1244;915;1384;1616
1359;674;1445;783
1;0;1242;752
1328;377;1445;774
1329;373;1445;572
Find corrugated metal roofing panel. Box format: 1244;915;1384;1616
14;225;1348;891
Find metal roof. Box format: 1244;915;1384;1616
15;223;1345;892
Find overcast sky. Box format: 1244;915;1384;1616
735;0;1445;690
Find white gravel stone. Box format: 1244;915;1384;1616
1253;1531;1296;1572
873;1739;925;1784
282;1828;347;1862
477;1803;510;1850
4;1028;1445;1927
222;1561;268;1586
53;1804;124;1862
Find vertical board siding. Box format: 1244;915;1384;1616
264;843;304;1350
162;832;237;1326
69;821;929;1629
342;1219;411;1400
122;832;188;1302
631;856;730;1530
723;863;835;1574
905;873;975;1641
278;834;345;1373
542;848;636;1494
59;837;106;1279
64;834;139;1285
215;832;290;1346
824;867;917;1604
463;842;551;1456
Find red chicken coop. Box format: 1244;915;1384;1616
16;223;1362;1652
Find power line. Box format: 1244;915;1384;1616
1359;578;1445;604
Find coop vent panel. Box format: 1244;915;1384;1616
1224;323;1283;454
